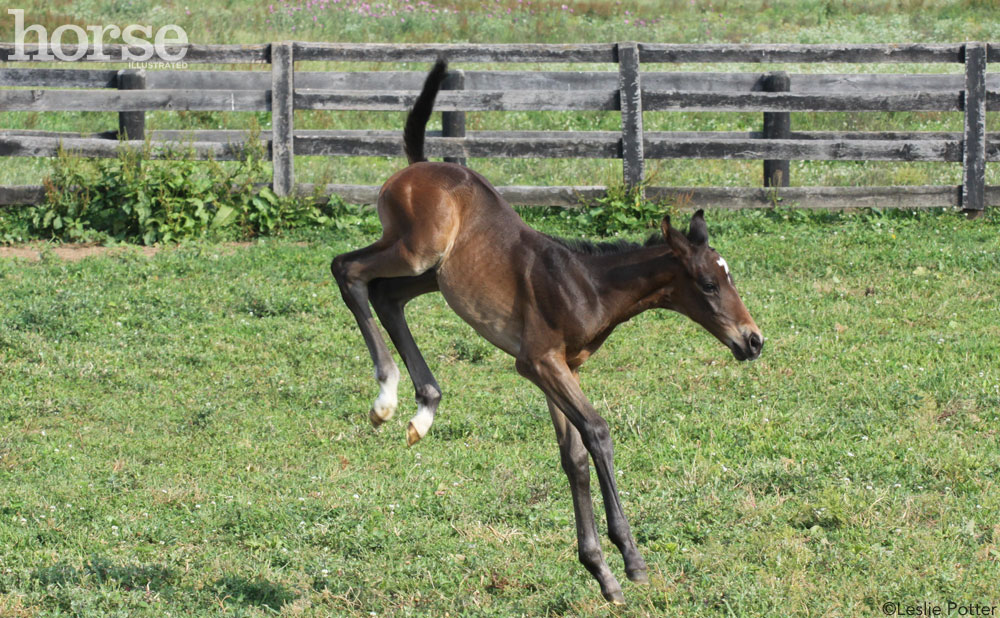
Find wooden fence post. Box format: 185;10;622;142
617;41;644;195
962;42;986;217
762;71;790;187
117;69;146;140
271;41;294;197
442;68;466;166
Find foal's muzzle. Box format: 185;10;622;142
730;331;763;361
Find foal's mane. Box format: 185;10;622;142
547;232;668;256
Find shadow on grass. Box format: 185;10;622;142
212;574;296;612
33;555;177;591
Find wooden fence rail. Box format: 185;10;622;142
0;41;997;213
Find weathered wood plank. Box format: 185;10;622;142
0;43;270;64
787;72;984;94
644;138;960;161
300;183;998;209
147;129;272;143
294;183;609;206
146;70;272;90
294;184;380;205
117;69;146;141
147;70;997;93
0;89;270;111
5;66;991;98
646;185;967;210
4;130;996;162
618;42;645;191
638;43;964;64
294;133;621;159
0;129;110;139
271;42;294;197
293;89;619;111
0;135;259;160
762;71;791;187
987;43;1000;64
962;43;987;212
5;130;995;163
291;42;617;63
8;127;993;144
441;69;467;166
0;185;47;205
149;70;1000;94
497;185;608;206
643;91;962;112
0;68;118;88
0;42;965;65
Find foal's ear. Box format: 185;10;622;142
687;209;709;246
661;215;692;259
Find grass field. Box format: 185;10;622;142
2;0;1000;615
1;207;999;616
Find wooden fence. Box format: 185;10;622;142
1;42;998;212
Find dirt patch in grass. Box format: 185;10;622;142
0;242;260;262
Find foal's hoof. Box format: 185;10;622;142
602;588;626;605
370;400;397;428
627;569;649;585
405;409;433;446
406;422;422;446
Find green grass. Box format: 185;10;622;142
2;2;1000;613
2;208;999;616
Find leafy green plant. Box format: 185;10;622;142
322;194;381;235
0;208;33;244
563;183;674;235
28;122;375;245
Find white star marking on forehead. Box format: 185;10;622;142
716;257;731;282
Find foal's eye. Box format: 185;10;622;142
701;281;718;294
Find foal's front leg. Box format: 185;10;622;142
517;353;649;599
547;397;624;604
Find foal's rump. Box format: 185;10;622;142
378;164;531;357
377;162;520;272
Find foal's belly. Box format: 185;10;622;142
435;259;522;357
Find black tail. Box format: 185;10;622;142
404;59;448;165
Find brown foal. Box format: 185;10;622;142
332;59;764;603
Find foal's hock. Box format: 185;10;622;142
332;59;763;604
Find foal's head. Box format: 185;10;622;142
661;210;763;361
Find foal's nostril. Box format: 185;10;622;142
747;332;763;355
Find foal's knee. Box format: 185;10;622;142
577;537;604;572
330;254;349;283
560;443;590;481
332;255;368;301
580;417;611;448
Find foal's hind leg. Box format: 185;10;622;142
332;241;434;427
369;272;441;445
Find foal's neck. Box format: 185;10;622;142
590;244;680;326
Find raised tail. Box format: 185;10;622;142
404;58;448;165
